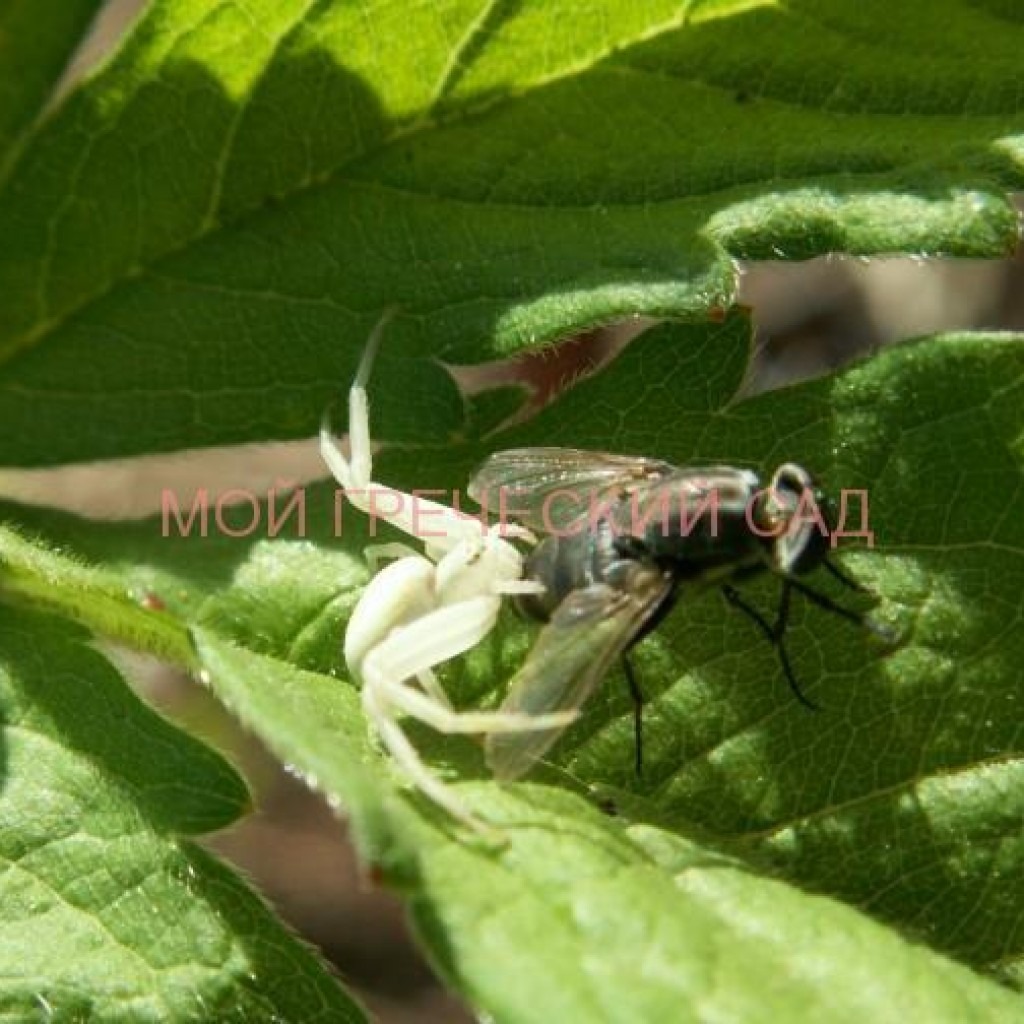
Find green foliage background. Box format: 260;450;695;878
1;1;1023;1020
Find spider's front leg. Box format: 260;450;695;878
319;310;492;554
355;581;576;831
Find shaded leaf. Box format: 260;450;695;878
0;0;103;161
0;0;1022;464
0;521;194;666
0;606;365;1021
3;0;1024;1016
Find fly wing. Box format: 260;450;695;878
485;564;673;781
469;447;676;533
605;464;761;537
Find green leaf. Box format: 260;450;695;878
3;1;1024;1015
192;619;1024;1022
3;487;370;674
0;522;194;666
474;317;1024;982
0;0;103;163
191;627;417;872
7;318;1024;1017
0;606;365;1021
108;639;1024;1023
401;789;1024;1024
1;0;1023;465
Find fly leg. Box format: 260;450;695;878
721;581;818;710
784;575;890;638
823;558;868;593
621;655;645;778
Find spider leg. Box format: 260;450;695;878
364;542;421;572
362;599;578;734
360;597;576;832
823;558;867;593
319;310;394;493
319;311;492;549
416;667;453;710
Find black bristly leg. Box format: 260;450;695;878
721;581;819;711
823;558;867;593
622;655;645;778
783;573;895;643
784;575;869;629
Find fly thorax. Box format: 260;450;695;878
515;525;608;623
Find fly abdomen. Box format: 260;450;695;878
515;521;622;623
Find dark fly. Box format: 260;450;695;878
468;448;884;782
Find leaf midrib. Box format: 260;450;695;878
1;5;702;367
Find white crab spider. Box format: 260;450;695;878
319;312;577;830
